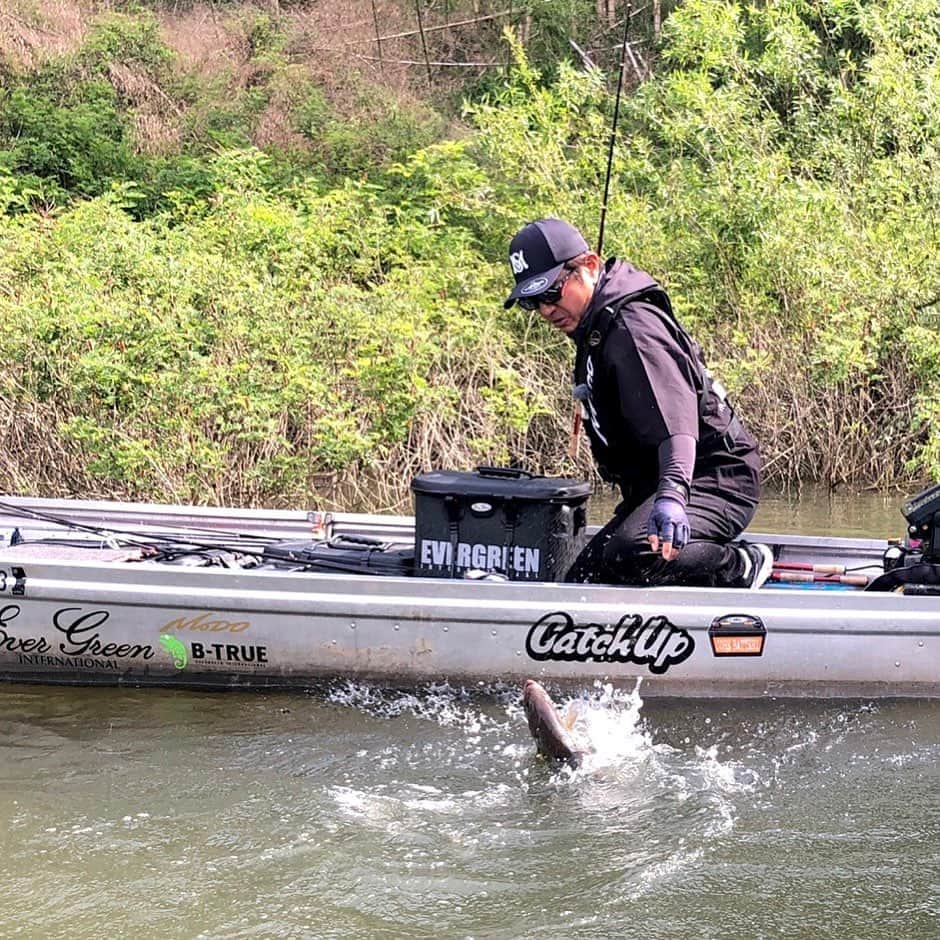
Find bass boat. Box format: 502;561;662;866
0;467;938;698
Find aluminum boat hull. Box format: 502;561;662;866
0;496;936;698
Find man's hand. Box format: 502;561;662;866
647;496;690;561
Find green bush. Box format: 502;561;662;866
0;80;135;207
0;161;558;504
2;1;939;507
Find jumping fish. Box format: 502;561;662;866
522;678;586;769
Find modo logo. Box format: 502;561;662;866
160;612;251;634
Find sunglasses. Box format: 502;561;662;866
517;267;575;311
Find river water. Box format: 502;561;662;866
1;488;937;939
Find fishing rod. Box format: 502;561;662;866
569;8;633;463
596;7;633;257
771;570;871;588
0;498;411;575
0;499;282;555
770;560;878;587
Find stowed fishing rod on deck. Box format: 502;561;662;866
0;498;411;575
0;498;279;552
770;561;872;588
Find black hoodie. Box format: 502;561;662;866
571;258;759;508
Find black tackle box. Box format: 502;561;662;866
411;466;591;581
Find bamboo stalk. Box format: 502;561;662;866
414;0;433;88
370;0;383;70
623;34;646;81
569;38;597;70
341;9;512;44
351;54;502;67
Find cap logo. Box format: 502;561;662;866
510;250;529;275
520;276;549;295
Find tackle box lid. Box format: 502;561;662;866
411;466;591;503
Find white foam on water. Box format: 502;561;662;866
331;779;516;825
400;782;517;817
631;844;706;896
323;676;765;884
401;785;458;813
326;680;510;734
330;785;404;829
518;680;772;898
693;743;762;794
512;679;668;784
621;701;900;899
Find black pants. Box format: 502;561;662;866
566;459;759;587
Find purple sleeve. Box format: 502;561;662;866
656;434;696;505
606;306;700;444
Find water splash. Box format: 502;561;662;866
564;680;651;770
325;680;511;730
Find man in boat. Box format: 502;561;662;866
504;217;773;589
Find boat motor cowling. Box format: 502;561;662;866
868;483;940;591
902;482;940;562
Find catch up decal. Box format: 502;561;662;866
526;611;694;675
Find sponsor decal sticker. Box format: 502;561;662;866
159;634;188;670
53;608;154;661
0;567;27;596
519;276;550;295
708;613;766;656
2;605;154;672
190;641;268;668
0;604;50;655
420;539;540;577
160;612;251;634
526;611;694;675
157;635;269;671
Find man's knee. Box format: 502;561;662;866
601;532;648;570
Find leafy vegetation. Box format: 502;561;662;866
1;0;938;508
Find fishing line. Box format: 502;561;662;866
596;7;633;257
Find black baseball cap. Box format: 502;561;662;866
504;218;590;309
